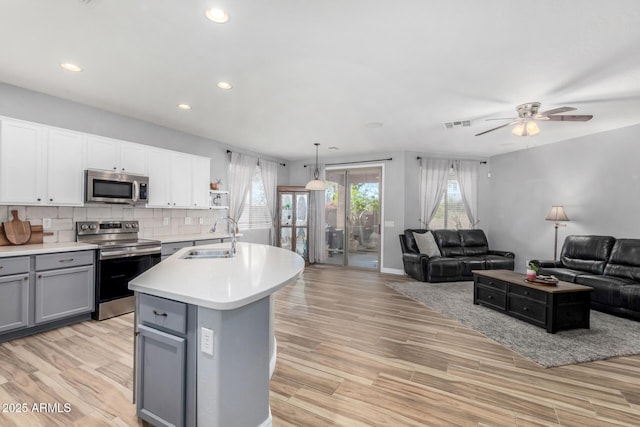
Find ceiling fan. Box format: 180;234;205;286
475;102;593;137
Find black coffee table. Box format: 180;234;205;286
473;270;593;333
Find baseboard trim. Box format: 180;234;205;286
381;267;405;275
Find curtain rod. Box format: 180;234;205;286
304;157;393;167
416;156;486;164
226;150;285;166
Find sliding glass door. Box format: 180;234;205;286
324;167;381;269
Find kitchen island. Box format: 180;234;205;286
129;242;304;427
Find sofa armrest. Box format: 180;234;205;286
530;259;563;268
488;249;515;259
403;253;430;263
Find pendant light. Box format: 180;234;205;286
305;143;327;191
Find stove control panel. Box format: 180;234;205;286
76;220;140;236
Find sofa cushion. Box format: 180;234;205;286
575;274;636;306
458;257;486;276
427;257;461;278
603;239;640;281
459;230;489;256
482;255;515;270
621;285;640;312
413;231;441;257
559;235;615;274
431;230;464;257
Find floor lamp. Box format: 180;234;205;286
545;206;570;260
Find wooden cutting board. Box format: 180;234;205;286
3;210;32;245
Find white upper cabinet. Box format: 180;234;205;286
147;149;211;209
86;135;147;175
46;127;85;205
0;119;85;206
191;156;210;209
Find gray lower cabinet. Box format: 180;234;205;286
0;250;95;342
137;324;186;427
0;273;29;333
35;265;94;324
135;293;196;427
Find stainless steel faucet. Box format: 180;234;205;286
211;216;238;255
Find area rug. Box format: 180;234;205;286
386;281;640;368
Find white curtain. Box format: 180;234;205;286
306;164;326;263
259;159;279;246
228;152;258;228
454;160;479;227
419;158;450;228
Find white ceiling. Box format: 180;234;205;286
1;0;640;161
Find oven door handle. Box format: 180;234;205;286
100;247;162;260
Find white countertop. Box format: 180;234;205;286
129;242;304;310
0;242;98;258
159;233;236;244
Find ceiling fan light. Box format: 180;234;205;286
512;123;525;136
526;120;540;136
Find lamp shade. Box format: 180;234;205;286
305;179;326;191
545;206;570;222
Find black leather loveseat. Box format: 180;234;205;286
399;229;515;282
531;235;640;320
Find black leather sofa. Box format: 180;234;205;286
399;229;515;282
531;235;640;320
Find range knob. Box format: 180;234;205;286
124;223;131;229
90;224;98;230
80;224;89;230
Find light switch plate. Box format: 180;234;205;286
184;217;192;225
199;218;204;225
201;327;214;355
384;220;395;227
43;218;52;229
163;217;169;226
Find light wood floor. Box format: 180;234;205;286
2;265;640;426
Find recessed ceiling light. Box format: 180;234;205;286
205;8;229;23
328;146;339;150
177;104;192;110
60;63;82;72
216;81;233;90
364;122;383;128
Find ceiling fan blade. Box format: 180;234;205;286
485;117;517;121
538;106;577;117
475;121;518;136
545;114;593;122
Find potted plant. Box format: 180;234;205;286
526;261;539;280
210;179;222;190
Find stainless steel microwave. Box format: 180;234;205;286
85;169;149;205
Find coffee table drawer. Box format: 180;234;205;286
476;275;507;291
476;285;507;310
509;295;546;325
510;285;546;302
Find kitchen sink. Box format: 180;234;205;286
181;248;233;259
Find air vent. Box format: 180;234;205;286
443;120;471;129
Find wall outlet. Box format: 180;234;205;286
199;218;204;225
184;217;192;225
201;327;214;355
43;218;52;229
163;217;169;226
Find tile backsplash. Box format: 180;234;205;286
0;205;227;243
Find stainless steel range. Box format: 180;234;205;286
77;220;161;320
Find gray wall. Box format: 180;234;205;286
0;82;287;244
483;123;640;272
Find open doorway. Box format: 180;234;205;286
324;166;382;269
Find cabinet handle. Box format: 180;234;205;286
23;276;28;280
153;310;168;317
524;291;530;296
59;258;75;263
122;168;125;171
49;198;53;202
113;167;117;170
523;307;529;311
167;203;171;206
0;266;3;269
487;295;493;300
37;198;41;201
38;274;42;278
